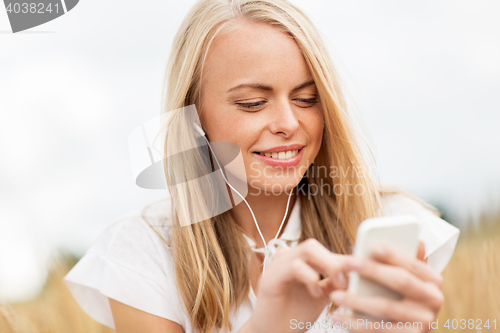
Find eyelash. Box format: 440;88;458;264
236;98;319;111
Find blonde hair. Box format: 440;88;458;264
147;0;423;332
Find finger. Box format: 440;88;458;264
295;239;350;289
346;258;444;311
330;313;424;333
329;290;436;324
272;246;291;259
417;241;425;261
290;258;323;298
317;271;348;295
370;244;443;289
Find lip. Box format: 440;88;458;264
254;144;305;154
253;147;304;168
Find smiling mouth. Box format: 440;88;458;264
253;148;301;160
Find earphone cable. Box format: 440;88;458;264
199;134;294;274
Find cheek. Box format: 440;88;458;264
315;114;324;141
206;113;257;153
202;105;237;140
304;108;324;144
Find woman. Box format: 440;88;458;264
63;0;460;332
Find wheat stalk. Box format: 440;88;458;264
0;303;21;333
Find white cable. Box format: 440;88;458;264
262;191;293;272
198;132;294;274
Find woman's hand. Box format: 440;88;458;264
328;241;444;332
243;238;352;333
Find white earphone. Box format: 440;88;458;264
193;122;206;137
192;122;293;273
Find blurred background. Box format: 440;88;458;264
0;0;499;331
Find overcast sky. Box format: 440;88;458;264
1;0;499;302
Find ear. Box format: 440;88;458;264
417;241;428;263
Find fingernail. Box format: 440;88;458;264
336;272;346;287
330;291;345;304
315;286;323;297
330;314;343;322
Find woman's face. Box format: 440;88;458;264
199;20;324;194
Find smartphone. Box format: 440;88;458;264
345;214;419;320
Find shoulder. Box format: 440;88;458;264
90;199;174;273
378;192;460;274
63;198;189;330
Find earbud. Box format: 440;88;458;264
193;122;206;137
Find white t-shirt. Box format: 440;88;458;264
63;194;460;332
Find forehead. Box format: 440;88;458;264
202;20;312;90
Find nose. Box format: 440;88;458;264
269;99;300;138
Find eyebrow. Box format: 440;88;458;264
226;80;316;93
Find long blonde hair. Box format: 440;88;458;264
146;0;417;332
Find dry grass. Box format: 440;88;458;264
436;217;500;332
0;218;499;332
0;254;115;333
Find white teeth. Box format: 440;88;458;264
259;149;300;160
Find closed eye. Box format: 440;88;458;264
294;98;319;107
235;101;266;111
236;98;319;111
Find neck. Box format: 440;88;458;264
229;188;296;249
